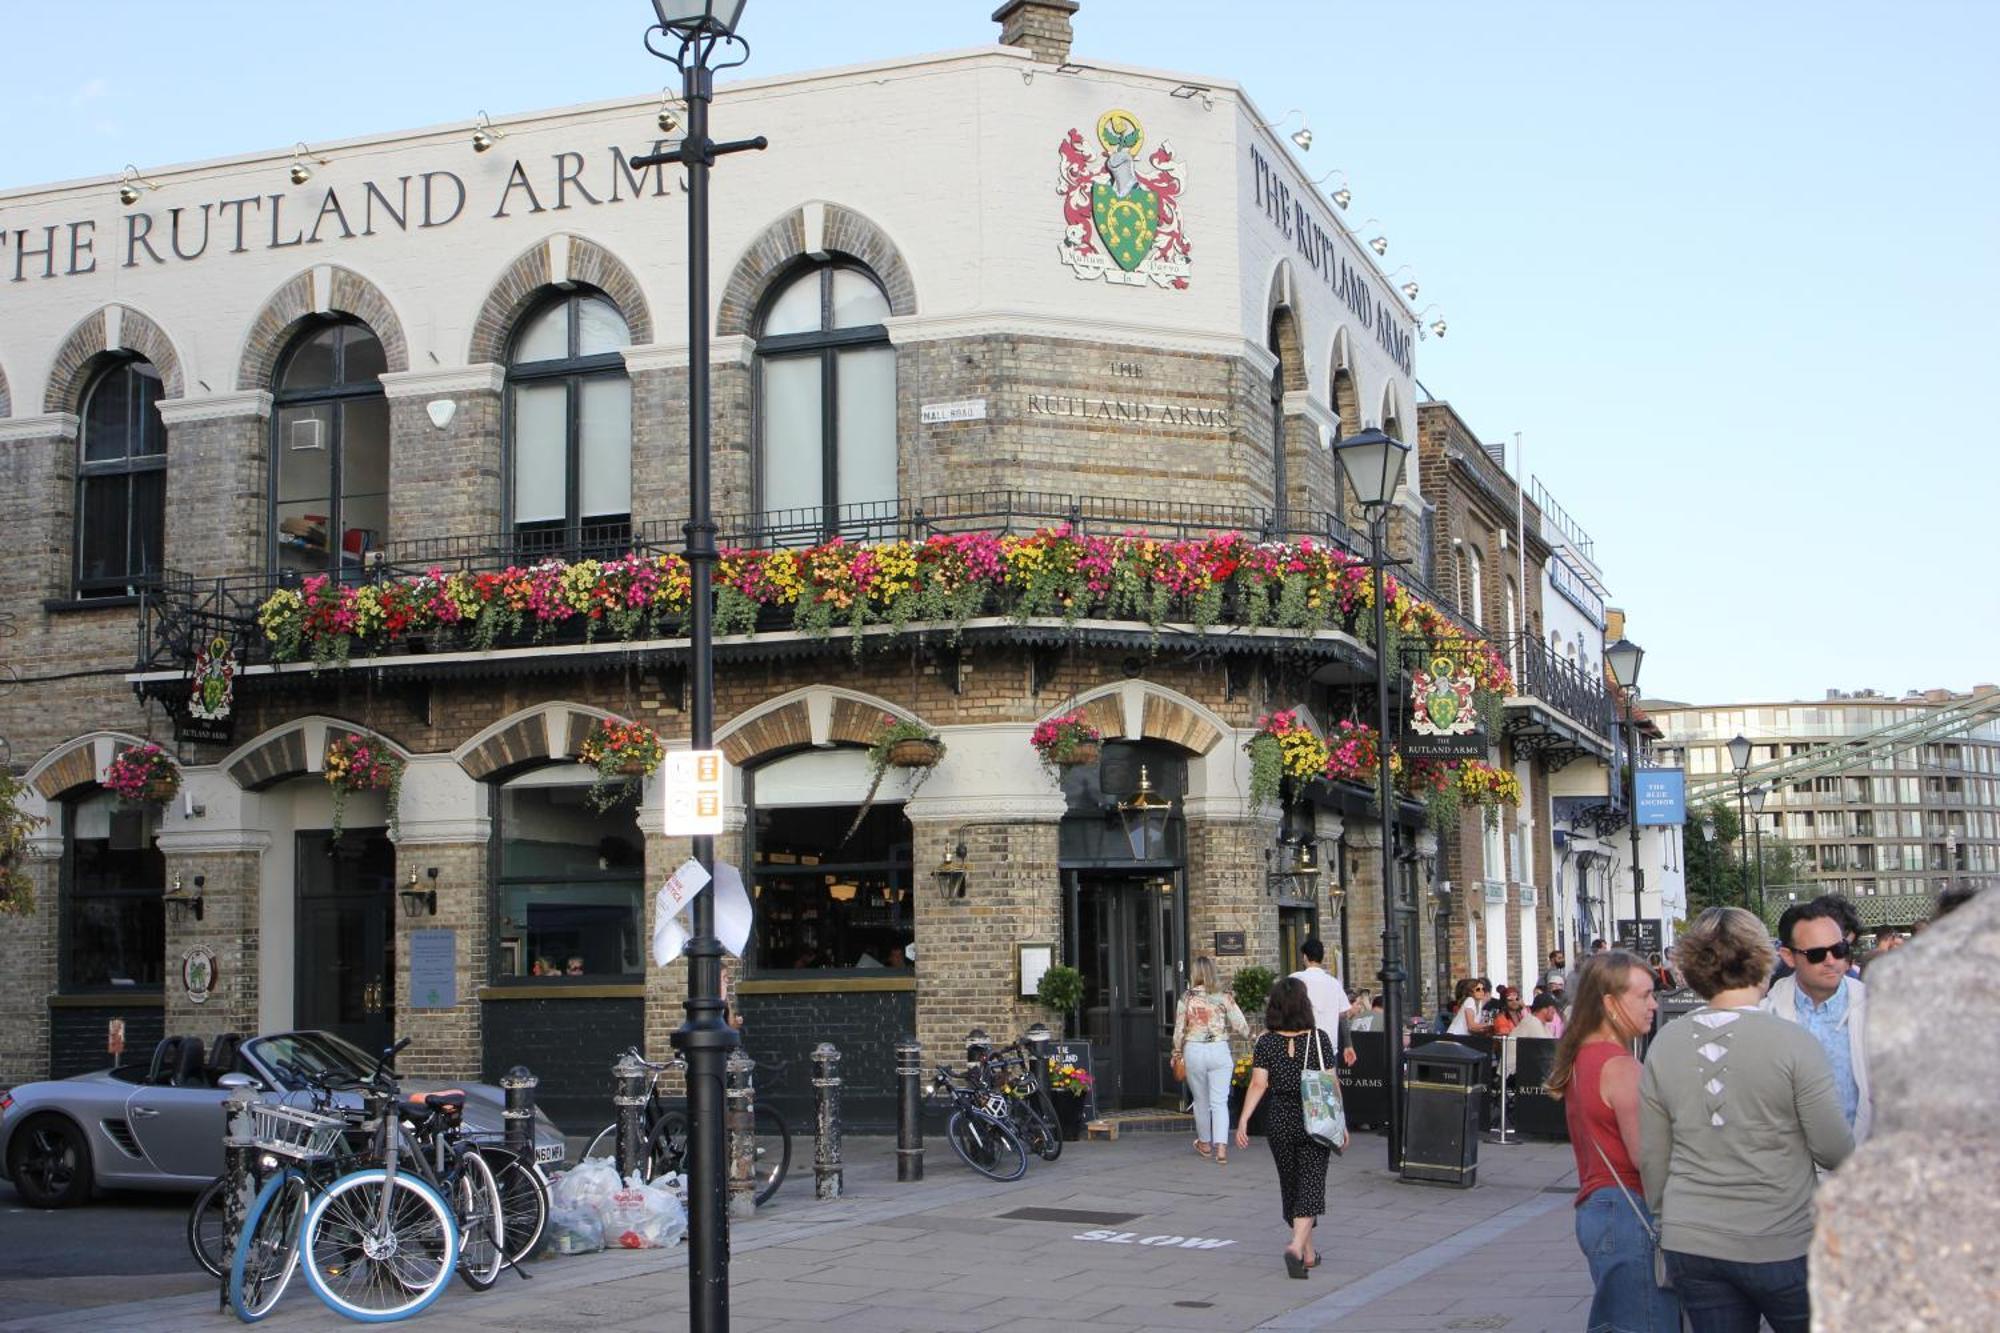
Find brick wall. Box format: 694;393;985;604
0;857;58;1091
393;841;487;1081
159;851;260;1039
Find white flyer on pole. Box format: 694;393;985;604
650;859;754;965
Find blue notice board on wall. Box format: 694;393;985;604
409;929;457;1009
1635;769;1686;826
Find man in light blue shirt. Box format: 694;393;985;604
1765;899;1871;1141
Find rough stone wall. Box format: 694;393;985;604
994;0;1078;65
158;850;260;1039
0;855;58;1092
386;388;503;543
162;412;267;579
393;840;487;1080
0;423;77;603
910;816;1061;1061
1185;813;1281;976
1811;890;2000;1327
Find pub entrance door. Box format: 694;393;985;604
295;830;396;1053
1074;874;1180;1110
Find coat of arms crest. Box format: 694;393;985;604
1057;108;1191;288
1409;654;1477;739
187;634;236;722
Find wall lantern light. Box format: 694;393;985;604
165;874;205;925
1116;766;1174;861
932;839;969;900
400;866;439;919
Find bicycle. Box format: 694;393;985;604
981;1039;1063;1163
927;1062;1030;1182
581;1048;791;1206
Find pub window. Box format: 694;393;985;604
754;260;895;536
493;767;643;980
746;775;911;973
272;320;390;578
1267;311;1287;518
63;791;165;990
506;290;632;558
76;357;166;597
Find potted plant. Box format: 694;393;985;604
1035;963;1085;1023
871;714;943;770
0;768;44;917
1030;712;1102;771
1244;710;1328;808
1232;963;1275;1017
324;732;404;841
577;719;666;811
1045;1056;1095;1140
1227;1049;1269;1137
103;742;180;805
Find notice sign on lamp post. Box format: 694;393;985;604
664;749;727;837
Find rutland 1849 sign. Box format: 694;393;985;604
1400;646;1487;760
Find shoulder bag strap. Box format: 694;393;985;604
1588;1132;1658;1243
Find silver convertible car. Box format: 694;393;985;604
0;1030;568;1208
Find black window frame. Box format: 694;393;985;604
1267;310;1288;521
741;768;914;979
488;769;646;984
752;260;894;537
268;318;390;580
74;356;167;598
58;791;166;994
504;289;632;561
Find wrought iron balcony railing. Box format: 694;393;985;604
136;490;1375;673
1505;634;1614;735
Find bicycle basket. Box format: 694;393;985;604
248;1102;349;1161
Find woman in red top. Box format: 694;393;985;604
1548;951;1682;1333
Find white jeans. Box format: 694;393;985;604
1183;1040;1233;1146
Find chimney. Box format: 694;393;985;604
994;0;1079;65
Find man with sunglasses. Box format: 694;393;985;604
1765;897;1872;1143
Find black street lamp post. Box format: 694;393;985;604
1726;733;1753;906
1332;425;1411;1171
1605;638;1645;947
634;5;764;1329
1747;784;1769;921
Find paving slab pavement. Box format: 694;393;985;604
0;1130;1594;1332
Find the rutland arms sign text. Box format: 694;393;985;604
1247;145;1413;376
2;144;677;283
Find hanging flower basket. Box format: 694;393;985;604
888;737;944;768
578;719;666;811
1031;712;1103;770
103;743;181;805
324;733;404;841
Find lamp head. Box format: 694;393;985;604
652;0;747;36
1291;125;1312;151
1726;733;1752;774
1332;185;1352;209
1331;426;1411;509
1400;280;1419;301
1369;234;1388;256
1748;785;1769;815
1604;637;1644;691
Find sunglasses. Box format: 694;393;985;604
1790;940;1851;965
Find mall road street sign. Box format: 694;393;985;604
664;748;726;837
1635;768;1687;826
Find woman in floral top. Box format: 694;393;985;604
1173;955;1250;1162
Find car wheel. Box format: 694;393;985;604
7;1114;92;1209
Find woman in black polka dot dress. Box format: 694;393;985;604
1235;975;1338;1278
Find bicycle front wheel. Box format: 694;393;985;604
946;1109;1029;1182
452;1150;506;1290
642;1110;690;1184
474;1146;548;1264
751;1105;791;1206
301;1170;458;1322
188;1174;229;1279
229;1169;309;1323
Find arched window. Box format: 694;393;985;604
507;290;632;557
756;261;895;534
63;791;164;990
1466;546;1485;627
1504;576;1520;676
76;358;166;597
494;764;642;981
1267;311;1288;517
272;320;389;577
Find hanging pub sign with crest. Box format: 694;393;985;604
1400;645;1487;760
1056;109;1192;289
175;634;237;746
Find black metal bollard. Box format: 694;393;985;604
613;1051;650;1181
501;1065;539;1161
725;1048;757;1218
220;1085;258;1309
895;1037;924;1183
812;1042;843;1200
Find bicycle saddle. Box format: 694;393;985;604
401;1089;467;1116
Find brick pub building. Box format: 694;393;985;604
0;3;1619;1129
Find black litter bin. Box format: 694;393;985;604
1400;1040;1489;1189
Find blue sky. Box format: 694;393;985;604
3;1;1993;704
